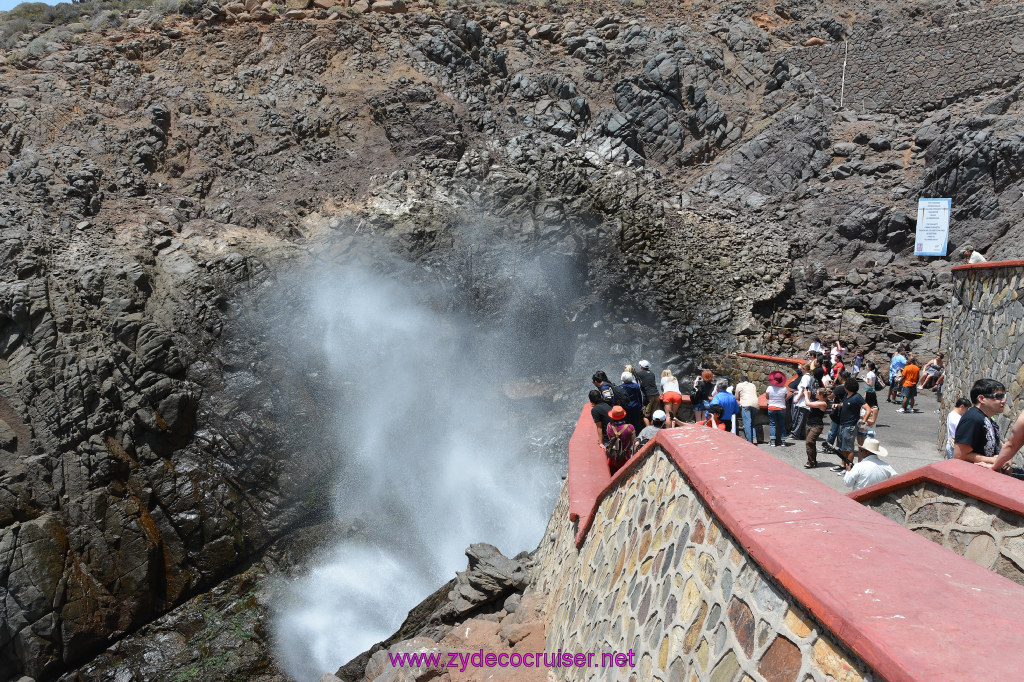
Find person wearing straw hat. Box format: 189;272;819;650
843;438;897;490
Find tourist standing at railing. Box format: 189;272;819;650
710;379;740;434
592;371;616;405
691;370;715;422
589;389;614;449
660;369;684;425
634;360;661;421
953;379;1006;464
605;406;636;475
636;410;667;448
766;371;788;447
618;372;646;435
961;243;986;264
735;376;759;444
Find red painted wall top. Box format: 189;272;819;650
566;418;1024;682
951;258;1024;273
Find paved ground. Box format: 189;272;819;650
749;389;946;493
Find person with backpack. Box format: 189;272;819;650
605;405;636;475
592;371;617;405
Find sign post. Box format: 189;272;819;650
915;198;951;256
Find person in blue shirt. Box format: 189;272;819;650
886;346;907;404
709;379;740;434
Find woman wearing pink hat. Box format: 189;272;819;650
766;371;789;447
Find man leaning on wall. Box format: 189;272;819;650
953;378;1006;466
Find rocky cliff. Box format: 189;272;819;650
2;0;1024;678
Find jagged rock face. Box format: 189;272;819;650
2;0;1024;678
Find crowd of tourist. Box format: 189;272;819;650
586;338;1023;490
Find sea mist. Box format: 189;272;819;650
272;259;569;681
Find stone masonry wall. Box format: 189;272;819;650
944;262;1024;452
533;450;872;682
787;10;1024;114
708;354;802;388
860;481;1024;586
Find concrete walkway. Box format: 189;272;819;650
751;388;946;493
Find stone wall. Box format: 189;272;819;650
944;261;1024;450
787;10;1024;114
535;450;871;682
860;481;1024;586
709;353;803;387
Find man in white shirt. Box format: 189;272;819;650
734;376;760;444
790;362;813;439
961;244;986;264
945;398;971;459
807;337;824;358
844;438;898;490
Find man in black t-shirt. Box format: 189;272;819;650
823;372;850;453
590;390;614;447
954;378;1007;463
838;378;866;462
634;360;662;420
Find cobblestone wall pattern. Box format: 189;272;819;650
861;481;1024;586
534;450;872;681
945;264;1024;453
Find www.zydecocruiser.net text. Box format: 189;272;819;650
389;649;637;672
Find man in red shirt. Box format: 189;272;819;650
899;358;920;413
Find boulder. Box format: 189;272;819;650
371;0;406;12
